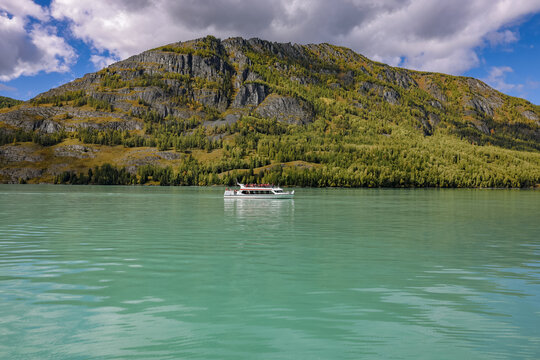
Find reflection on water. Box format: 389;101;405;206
0;185;539;359
224;198;295;219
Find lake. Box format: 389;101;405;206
1;185;539;359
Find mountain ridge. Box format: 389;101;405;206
0;36;539;186
0;96;22;109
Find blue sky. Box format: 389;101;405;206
1;0;540;105
465;12;540;105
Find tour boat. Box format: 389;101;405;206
224;183;294;199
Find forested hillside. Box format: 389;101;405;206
0;96;22;109
1;36;539;186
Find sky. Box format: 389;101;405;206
1;0;539;104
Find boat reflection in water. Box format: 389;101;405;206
224;196;295;222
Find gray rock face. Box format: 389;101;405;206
54;145;98;158
119;51;234;83
0;145;43;163
359;82;400;105
289;75;318;85
223;40;251;69
204;113;242;127
340;70;355;87
464;79;503;117
255;95;313;124
0;105;143;133
472;120;490;135
157;151;182;160
304;43;365;64
234;67;262;89
383;89;400;105
425;81;447;103
117;87;166;105
242;38;308;62
120;148;181;167
232;83;269;107
66;119;143;132
377;68;417;89
430;100;443;109
419;113;441;135
65;107;129;120
239;68;262;83
466;96;502;117
358;66;371;75
193;88;229;111
40;119;62;133
0;167;43;183
35;74;97;99
359;81;382;93
467;78;492;92
522;110;539;123
0;107;62;133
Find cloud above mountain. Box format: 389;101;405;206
0;0;75;81
1;0;540;81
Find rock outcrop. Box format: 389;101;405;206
54;145;98;159
232;83;269;107
0;144;43;163
358;82;400;105
255;95;313;124
0;167;43;183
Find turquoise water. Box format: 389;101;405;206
0;185;539;359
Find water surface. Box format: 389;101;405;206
1;185;539;359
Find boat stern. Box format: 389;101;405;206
224;190;236;197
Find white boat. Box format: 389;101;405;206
224;183;294;199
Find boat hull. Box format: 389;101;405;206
224;193;294;199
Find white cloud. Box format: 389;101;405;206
50;0;214;59
485;30;519;47
0;83;17;92
48;0;540;76
0;0;76;81
90;55;119;70
482;66;524;92
0;0;47;20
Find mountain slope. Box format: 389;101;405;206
0;96;22;109
1;36;539;186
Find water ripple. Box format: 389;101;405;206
0;185;539;359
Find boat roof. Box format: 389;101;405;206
237;183;282;190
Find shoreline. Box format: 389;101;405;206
1;182;538;190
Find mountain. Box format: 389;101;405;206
0;36;539;186
0;96;22;109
